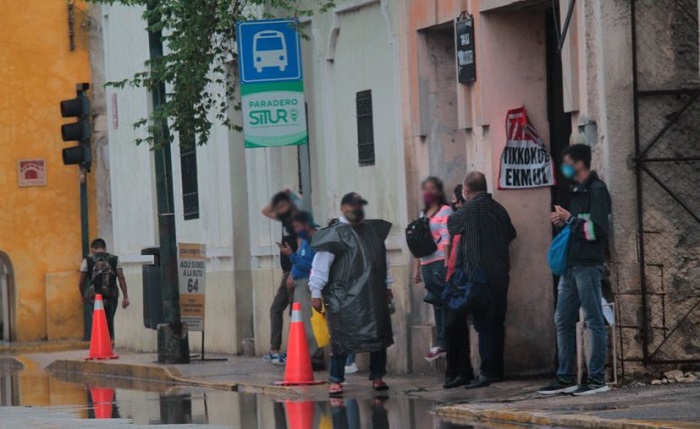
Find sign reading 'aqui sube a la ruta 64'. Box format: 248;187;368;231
236;19;308;148
178;243;206;331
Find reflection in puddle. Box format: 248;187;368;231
0;363;494;428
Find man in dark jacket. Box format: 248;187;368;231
309;192;394;396
447;172;517;389
261;190;303;365
539;143;612;396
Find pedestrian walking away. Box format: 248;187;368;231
79;238;130;341
539;144;612;397
411;176;452;362
309;192;394;396
261;189;304;365
447;172;517;389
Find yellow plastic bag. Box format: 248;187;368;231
311;307;330;348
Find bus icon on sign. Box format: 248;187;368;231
253;31;288;73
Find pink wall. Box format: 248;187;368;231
402;0;556;375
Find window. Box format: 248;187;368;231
356;90;375;166
180;132;199;220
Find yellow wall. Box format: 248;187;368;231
0;1;96;341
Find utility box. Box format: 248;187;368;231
142;247;164;329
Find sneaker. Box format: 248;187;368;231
263;352;286;365
425;346;447;362
345;362;359;374
537;378;579;395
572;378;610;396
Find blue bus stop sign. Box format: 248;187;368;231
237;19;302;84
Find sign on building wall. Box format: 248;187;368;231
498;107;556;189
455;14;476;84
236;19;308;148
178;243;206;331
17;159;47;187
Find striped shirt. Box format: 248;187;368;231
419;205;453;265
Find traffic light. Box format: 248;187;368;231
60;83;92;169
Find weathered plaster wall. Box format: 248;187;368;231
0;0;97;341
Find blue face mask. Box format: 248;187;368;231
561;164;576;179
296;230;309;240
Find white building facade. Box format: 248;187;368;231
98;0;413;373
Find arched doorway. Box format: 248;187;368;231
0;252;15;342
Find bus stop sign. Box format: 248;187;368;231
237;19;302;84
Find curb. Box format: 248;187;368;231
47;359;301;399
0;340;90;355
435;405;699;429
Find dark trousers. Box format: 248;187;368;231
329;349;387;383
269;271;292;350
86;296;118;340
472;286;508;379
445;308;473;380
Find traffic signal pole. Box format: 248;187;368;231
147;2;189;363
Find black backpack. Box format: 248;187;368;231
405;217;439;258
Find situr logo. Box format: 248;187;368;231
249;107;299;126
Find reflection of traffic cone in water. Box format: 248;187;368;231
275;303;324;386
87;294;118;360
90;386;115;419
285;401;315;429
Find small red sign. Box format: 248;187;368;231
18;159;47;187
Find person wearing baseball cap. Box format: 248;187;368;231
309;192;394;396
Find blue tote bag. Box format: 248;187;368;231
548;225;571;276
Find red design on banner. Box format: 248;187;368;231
498;107;556;189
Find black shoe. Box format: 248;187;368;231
443;375;472;389
464;374;495;389
572;378;610;396
536;378;578;395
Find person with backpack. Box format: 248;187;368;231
538;144;612;396
79;238;129;340
410;177;453;362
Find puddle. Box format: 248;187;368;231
0;360;528;428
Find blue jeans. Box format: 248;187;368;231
421;261;447;349
329;349;387;383
555;265;606;381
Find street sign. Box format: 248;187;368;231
178;243;206;331
237;19;302;84
236;19;308;148
455;15;476;84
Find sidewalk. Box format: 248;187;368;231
21;349;700;428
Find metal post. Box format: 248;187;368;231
80;169;89;257
148;1;189;363
76;83;91;339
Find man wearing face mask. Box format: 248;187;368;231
309;192;394;396
261;190;303;365
539;144;611;396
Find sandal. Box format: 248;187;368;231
329;382;344;396
372;380;389;391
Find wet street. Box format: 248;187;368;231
0;358;500;429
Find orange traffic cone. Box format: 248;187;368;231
86;294;119;360
90;386;115;419
285;401;315;429
275;302;324;386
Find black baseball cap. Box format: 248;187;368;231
340;192;368;206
